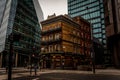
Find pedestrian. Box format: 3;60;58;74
62;62;64;69
34;64;37;75
30;64;32;76
6;66;8;73
39;62;41;71
24;60;27;68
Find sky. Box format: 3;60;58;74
38;0;68;20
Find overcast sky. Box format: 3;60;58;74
38;0;68;19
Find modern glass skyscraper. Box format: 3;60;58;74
68;0;106;47
0;0;43;67
68;0;109;65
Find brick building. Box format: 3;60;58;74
40;15;91;69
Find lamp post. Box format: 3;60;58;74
30;52;35;76
86;6;95;74
63;46;66;53
91;50;95;74
8;33;21;80
8;34;13;80
41;47;45;52
62;46;66;69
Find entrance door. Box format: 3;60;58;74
46;60;51;68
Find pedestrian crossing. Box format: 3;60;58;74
32;78;39;80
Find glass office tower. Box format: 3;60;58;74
68;0;108;64
0;0;43;67
68;0;106;46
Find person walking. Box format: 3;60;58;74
34;64;37;76
6;66;8;73
30;64;32;76
62;62;64;69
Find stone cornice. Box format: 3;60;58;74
41;15;81;28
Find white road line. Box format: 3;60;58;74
32;78;39;80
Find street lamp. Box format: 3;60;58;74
8;34;13;80
62;46;66;69
41;47;45;52
8;33;21;80
86;6;95;74
63;46;66;53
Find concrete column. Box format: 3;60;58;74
0;53;3;67
15;53;18;67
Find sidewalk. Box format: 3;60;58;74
0;68;120;80
0;67;30;80
42;68;120;76
0;68;53;80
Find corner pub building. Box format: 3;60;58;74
40;14;92;69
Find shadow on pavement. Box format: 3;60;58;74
12;72;120;80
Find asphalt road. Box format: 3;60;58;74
12;72;120;80
1;68;120;80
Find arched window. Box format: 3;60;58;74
49;34;53;40
55;33;61;39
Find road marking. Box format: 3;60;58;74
32;78;39;80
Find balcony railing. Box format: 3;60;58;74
41;38;62;45
41;27;62;35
